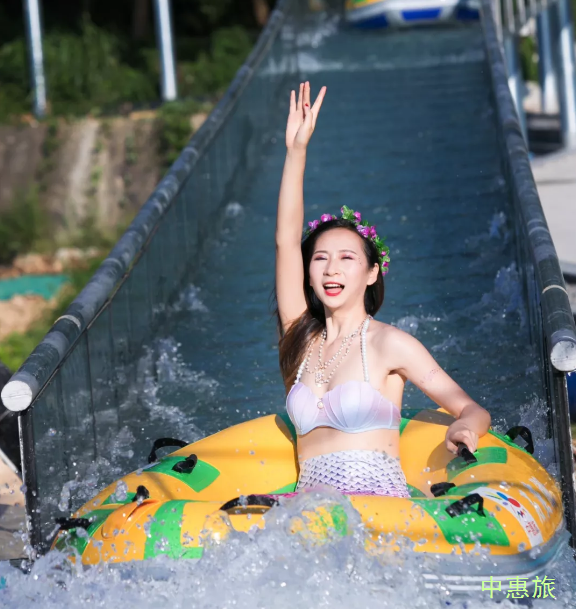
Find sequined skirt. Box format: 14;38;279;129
296;449;411;498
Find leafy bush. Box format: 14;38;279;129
157;100;199;168
0;187;45;264
519;36;538;83
0;16;157;120
179;26;254;97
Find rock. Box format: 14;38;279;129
129;109;157;121
191;113;208;132
12;253;55;275
54;247;84;266
0;294;54;340
54;247;102;268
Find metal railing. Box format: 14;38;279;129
493;0;576;147
482;0;576;544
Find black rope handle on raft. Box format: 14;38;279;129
456;442;477;465
504;426;535;454
148;437;188;463
135;485;150;502
219;494;280;511
172;454;198;474
446;493;485;518
430;482;456;497
55;517;92;531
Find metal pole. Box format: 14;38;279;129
555;0;576;147
153;0;178;102
23;0;47;118
537;4;559;113
493;0;503;43
504;32;529;141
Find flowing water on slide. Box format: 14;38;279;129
2;14;576;607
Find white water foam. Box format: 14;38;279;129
173;285;210;313
2;486;576;608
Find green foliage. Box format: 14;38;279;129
44;17;157;116
519;36;538;83
197;0;235;25
0;187;46;264
0;16;157;120
157;99;202;169
0;326;48;372
0;3;257;122
179;26;254;97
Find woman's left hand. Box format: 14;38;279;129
445;421;479;455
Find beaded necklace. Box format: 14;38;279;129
296;315;372;388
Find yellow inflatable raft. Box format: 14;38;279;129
52;410;567;593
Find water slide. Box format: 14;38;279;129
2;0;576;599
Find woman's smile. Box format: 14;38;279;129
323;282;344;296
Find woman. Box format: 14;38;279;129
275;82;491;497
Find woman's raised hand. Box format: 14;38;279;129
285;81;326;151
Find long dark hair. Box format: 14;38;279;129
273;219;385;393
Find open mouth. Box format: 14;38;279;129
323;282;344;297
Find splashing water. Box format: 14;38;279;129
2;488;576;608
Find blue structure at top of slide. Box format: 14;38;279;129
344;0;480;29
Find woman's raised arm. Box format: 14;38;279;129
275;82;326;334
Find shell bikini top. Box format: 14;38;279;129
286;317;401;436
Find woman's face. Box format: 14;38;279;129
309;228;379;309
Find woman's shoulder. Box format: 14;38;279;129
368;319;421;352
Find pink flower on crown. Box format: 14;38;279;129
382;260;389;267
354;211;362;222
321;214;332;222
308;220;319;230
357;226;370;238
369;226;377;238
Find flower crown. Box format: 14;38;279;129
304;205;390;275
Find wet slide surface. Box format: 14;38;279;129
150;23;544;447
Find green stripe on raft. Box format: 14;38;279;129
146;458;220;492
53;508;116;556
447;447;507;481
412;497;510;546
144;500;203;559
270;482;297;494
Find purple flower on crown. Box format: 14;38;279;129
320;214;333;223
369;226;377;238
357;226;370;238
354;211;362;222
382;260;389;267
308;220;319;231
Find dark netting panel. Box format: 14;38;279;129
26;2;299;549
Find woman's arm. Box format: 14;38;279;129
387;328;491;454
276;82;326;333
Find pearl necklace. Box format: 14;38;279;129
303;315;371;387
